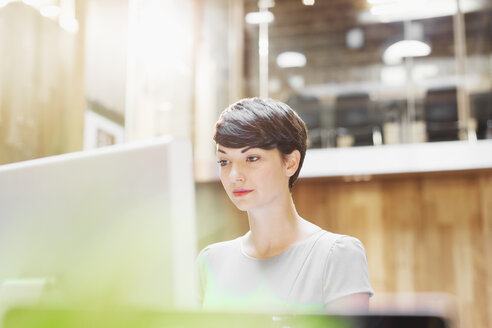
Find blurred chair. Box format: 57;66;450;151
424;87;459;142
334;93;382;147
378;99;404;145
470;91;492;139
286;94;328;148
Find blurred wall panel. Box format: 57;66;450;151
0;2;85;165
125;0;195;141
479;173;492;328
193;0;244;182
85;0;127;117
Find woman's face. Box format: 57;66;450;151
216;145;294;211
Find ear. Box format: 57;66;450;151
284;150;301;178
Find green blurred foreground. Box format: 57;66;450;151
3;307;448;328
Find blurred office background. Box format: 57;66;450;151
0;0;492;326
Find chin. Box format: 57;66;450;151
229;196;257;211
232;201;251;212
227;192;261;212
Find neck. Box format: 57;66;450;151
244;193;314;259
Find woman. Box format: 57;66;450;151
198;98;373;313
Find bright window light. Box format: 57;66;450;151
383;40;431;65
158;101;173;112
367;0;394;3
276;52;306;68
59;14;79;34
245;11;274;24
23;0;52;7
22;0;39;5
0;0;10;8
40;5;60;17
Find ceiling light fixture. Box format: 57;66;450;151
258;0;275;8
276;52;306;68
346;28;364;49
366;0;483;23
245;11;274;24
302;0;315;5
383;40;431;65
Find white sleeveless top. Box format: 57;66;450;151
197;230;373;313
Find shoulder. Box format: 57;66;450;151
197;237;242;264
316;230;363;252
317;231;366;261
331;235;367;257
319;232;374;302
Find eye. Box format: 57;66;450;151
217;159;230;167
246;156;260;162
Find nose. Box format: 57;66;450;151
229;163;245;182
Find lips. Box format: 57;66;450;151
233;189;253;197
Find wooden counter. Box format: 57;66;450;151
293;169;492;328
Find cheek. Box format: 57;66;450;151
259;167;287;191
274;166;291;188
219;172;229;190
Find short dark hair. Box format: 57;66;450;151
214;98;307;190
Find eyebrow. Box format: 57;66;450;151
217;147;253;154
